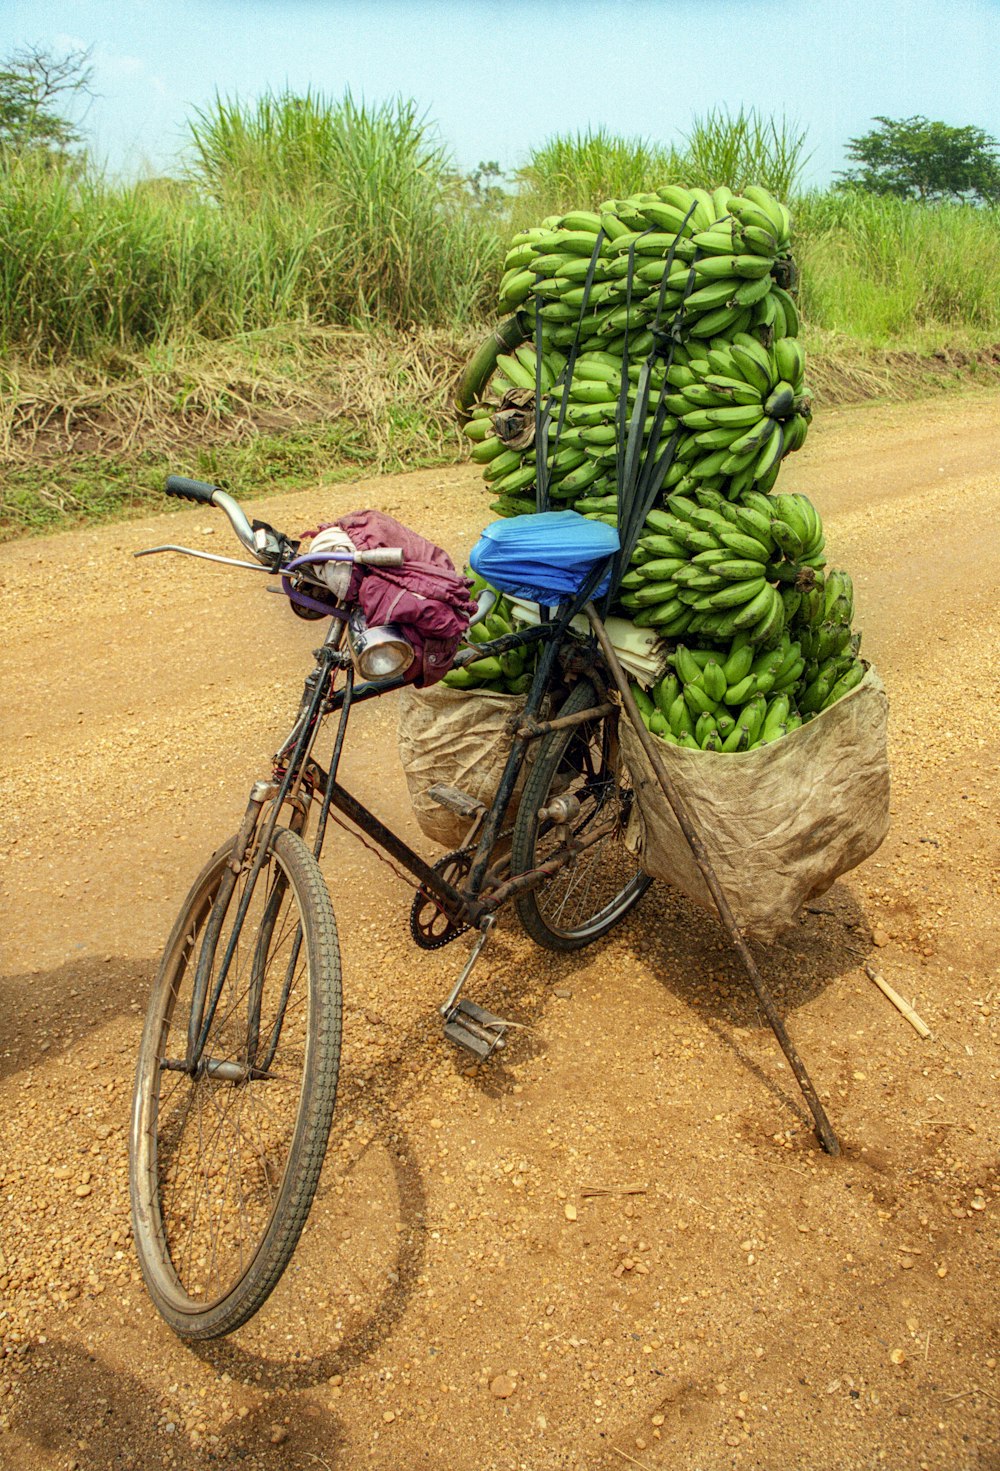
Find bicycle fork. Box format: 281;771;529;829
178;781;288;1081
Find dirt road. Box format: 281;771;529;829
1;391;998;1471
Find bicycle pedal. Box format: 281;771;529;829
428;784;485;818
443;999;519;1061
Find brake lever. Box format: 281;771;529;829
133;545;277;570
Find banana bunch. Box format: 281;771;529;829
469;181;811;523
461;344;562;516
442;582;536;695
498;185;797;351
629;563;866;751
631;607;863;751
617;485;829;647
664;334;811;498
464;344;677;522
792;569;866;715
631;633;805;751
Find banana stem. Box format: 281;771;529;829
455;316;529;422
584;601;841;1158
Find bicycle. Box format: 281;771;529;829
128;475;653;1339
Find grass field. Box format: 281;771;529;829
2;99;998;538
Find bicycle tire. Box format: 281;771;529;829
511;679;652;951
130;826;342;1338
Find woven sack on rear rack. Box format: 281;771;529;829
397;684;530;850
619;666;890;943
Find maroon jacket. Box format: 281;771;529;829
307;510;475;687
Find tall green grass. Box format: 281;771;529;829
511;110;808;223
511;127;681;222
795;190;1000;341
681;108;809;198
1;98;998;365
0;92;500;357
187;91;500;326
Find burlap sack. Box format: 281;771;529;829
619;666;890;942
397;684;528;849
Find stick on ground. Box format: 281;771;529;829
864;963;931;1038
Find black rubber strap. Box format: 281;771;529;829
605;202;703;601
534;303;552;512
535;226;608;512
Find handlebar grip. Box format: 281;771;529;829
358;547;404;568
165;475;220;505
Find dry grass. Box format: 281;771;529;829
0;325;478;466
3;322;999;543
804;329;1000;404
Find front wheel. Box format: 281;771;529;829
130;826;342;1338
511;679;652;951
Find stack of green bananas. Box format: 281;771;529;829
463;181;811;524
629;564;865;750
498;185;798;348
632;637;805;751
794;569;865;714
663;334;809;498
462;342;643;518
617;486;825;646
442;581;536;694
460;182;869;745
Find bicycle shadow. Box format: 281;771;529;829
0;955;153;1083
188;1071;429;1391
6;1333;354;1471
183;922;612;1384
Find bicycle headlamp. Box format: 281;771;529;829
346;613;415;682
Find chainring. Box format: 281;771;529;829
409;849;473;951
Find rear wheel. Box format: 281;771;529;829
511;679;651;951
130;826;341;1338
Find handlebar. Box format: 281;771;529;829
165;476;261;559
151;476;405;575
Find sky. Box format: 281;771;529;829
3;0;999;188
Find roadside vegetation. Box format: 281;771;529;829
1;64;999;539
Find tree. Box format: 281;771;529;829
462;159;509;216
0;44;93;160
837;116;1000;203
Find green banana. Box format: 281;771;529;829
704;576;767;609
717;530;771;562
752;422;786;482
632;684;656;724
683;682;720;717
654;673;681;717
483;448;529;482
823;661;865;707
773;337;806;386
731;581;778;632
720;721;751;752
701;659;728;702
668;694;695;737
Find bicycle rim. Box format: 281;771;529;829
130;827;341;1338
512;679;651;950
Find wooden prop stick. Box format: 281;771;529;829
584;602;841;1157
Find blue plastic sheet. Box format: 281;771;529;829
469;511;619;604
